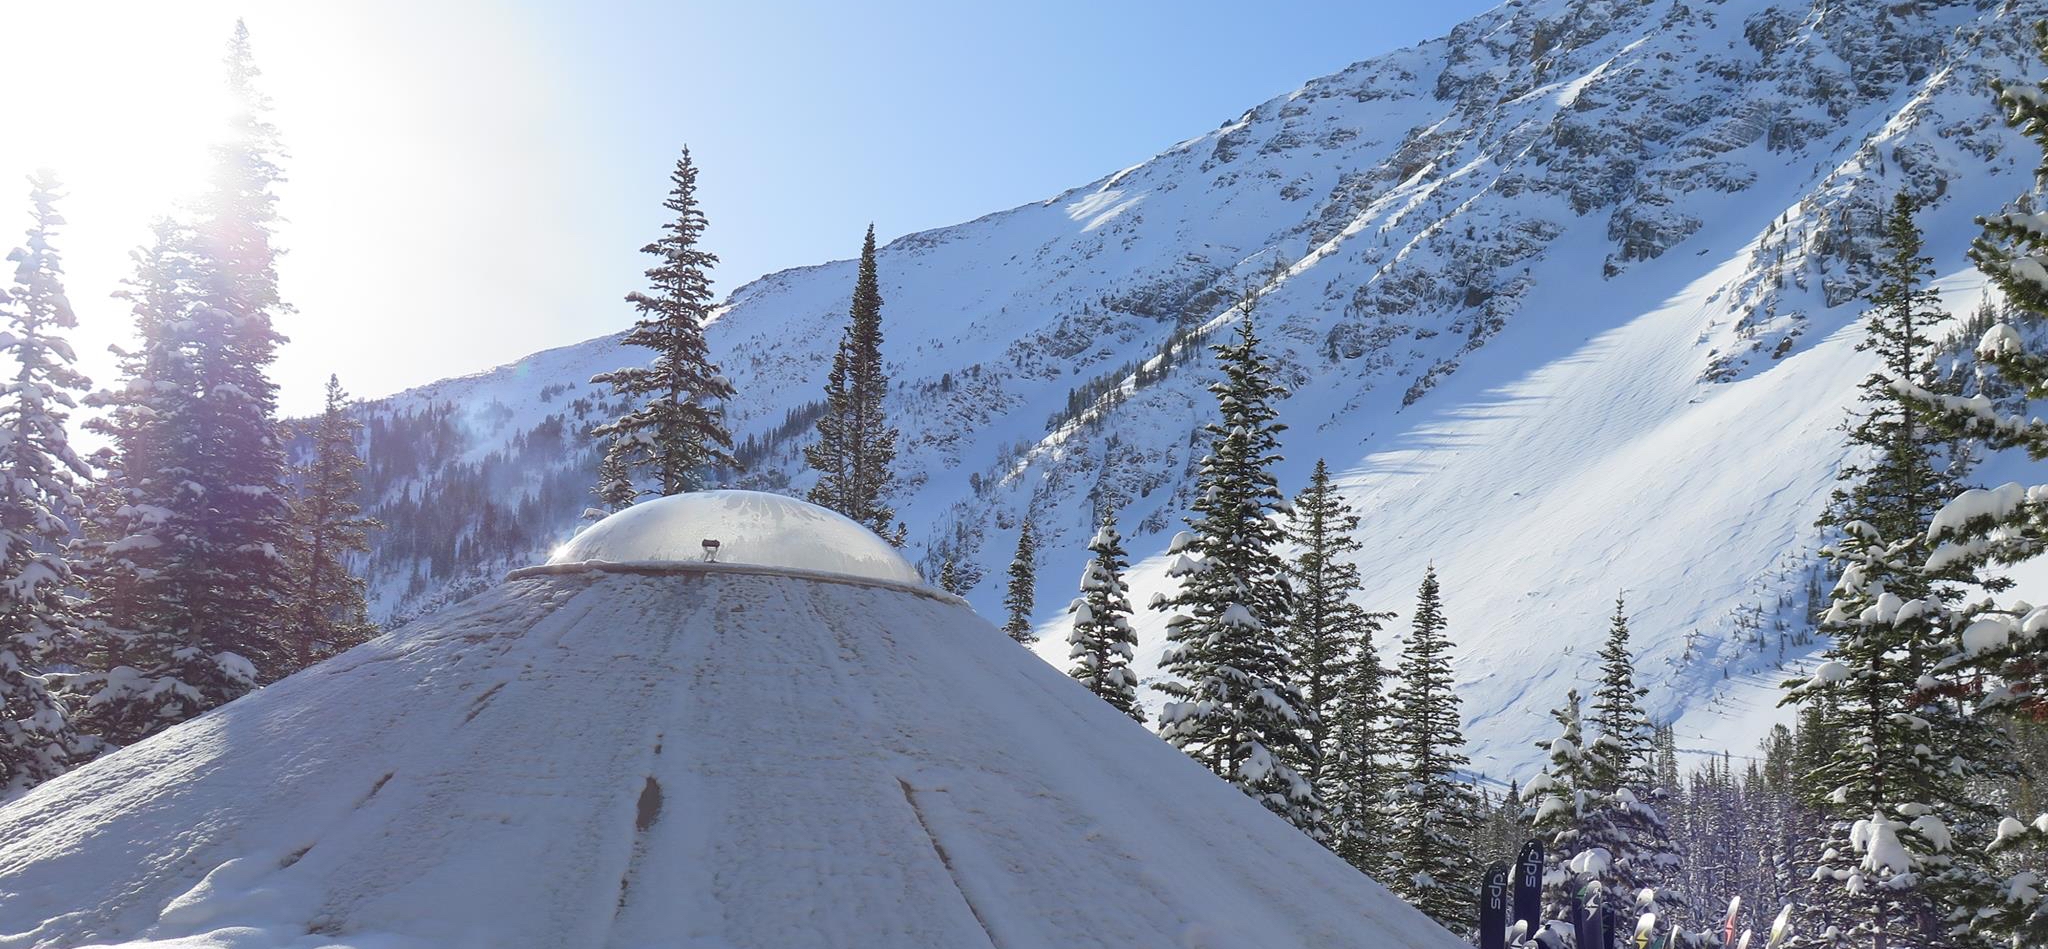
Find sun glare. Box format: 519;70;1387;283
2;8;238;223
0;4;300;434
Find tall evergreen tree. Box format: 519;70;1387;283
1818;192;1972;542
589;438;636;519
1002;520;1037;643
1527;689;1611;931
68;23;293;739
1065;509;1143;721
0;172;94;795
591;146;736;498
183;17;294;681
1783;194;2004;949
1652;725;1681;803
70;220;213;746
1285;458;1393;857
1330;624;1396;875
1154;299;1323;839
1285;460;1383;781
1386;565;1481;933
806;225;898;537
283;375;379;670
808;342;853;517
1891;26;2048;944
1589;596;1684;918
1591;597;1654;781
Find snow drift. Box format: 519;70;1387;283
0;500;1458;949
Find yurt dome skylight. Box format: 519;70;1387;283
547;490;922;586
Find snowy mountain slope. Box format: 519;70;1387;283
0;564;1462;949
333;0;2048;775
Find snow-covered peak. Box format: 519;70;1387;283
547;490;921;586
330;0;2048;776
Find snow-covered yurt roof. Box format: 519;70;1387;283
0;494;1460;949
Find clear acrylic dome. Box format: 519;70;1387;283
548;490;922;586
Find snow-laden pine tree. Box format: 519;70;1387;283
1153;300;1323;840
1888;26;2048;944
589;439;636;519
70;221;216;746
1526;688;1618;939
806;226;898;537
1065;509;1142;721
68;24;294;739
1386;565;1480;933
591;146;736;498
1002;521;1037;643
1782;193;2004;949
1285;458;1393;857
1790;476;1985;944
181;18;296;681
0;171;94;796
283;375;380;670
1588;596;1683;919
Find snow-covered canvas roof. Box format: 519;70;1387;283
0;566;1459;948
548;490;922;587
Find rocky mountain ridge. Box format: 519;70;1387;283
329;0;2048;773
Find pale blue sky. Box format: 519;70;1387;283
4;1;1498;413
554;1;1503;297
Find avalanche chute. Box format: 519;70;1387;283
0;494;1458;949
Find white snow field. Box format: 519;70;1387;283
0;504;1459;949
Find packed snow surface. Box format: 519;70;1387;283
0;569;1458;949
547;490;921;586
